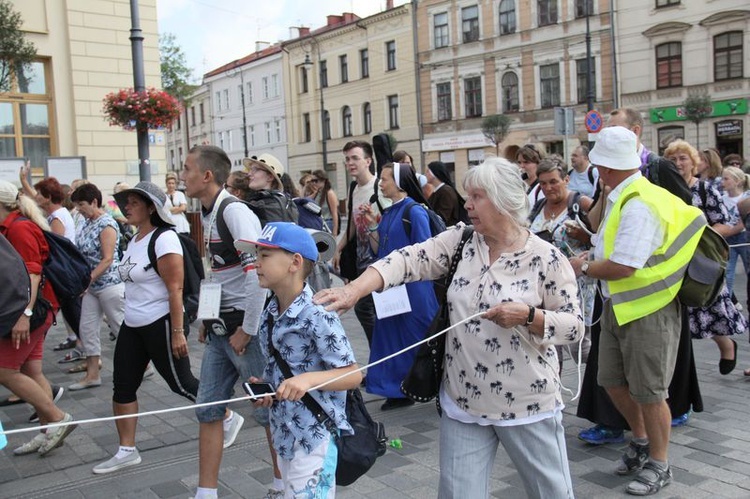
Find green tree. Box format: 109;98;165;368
159;33;195;104
682;94;712;149
481;114;512;155
0;0;37;93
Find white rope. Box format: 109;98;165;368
1;312;484;436
3;305;590;437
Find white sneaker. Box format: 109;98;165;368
93;449;142;474
223;412;244;449
13;433;47;455
38;413;77;456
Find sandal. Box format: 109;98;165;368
626;462;672;496
67;359;102;374
617;441;650;475
58;349;86;364
53;338;78;351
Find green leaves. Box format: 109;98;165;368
0;0;37;93
159;33;196;104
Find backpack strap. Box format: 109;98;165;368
567;191;583;219
216;196;241;250
345;180;357;239
698;180;707;209
528;197;547;224
145;226;170;275
400;198;425;240
587;165;595;185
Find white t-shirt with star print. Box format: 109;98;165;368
119;228;183;328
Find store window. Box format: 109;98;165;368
0;61;54;168
468;148;485;167
440;151;456;182
657;126;684;155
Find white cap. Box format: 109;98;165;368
589;126;641;171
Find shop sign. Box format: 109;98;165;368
716;120;742;137
423;133;494;152
650;98;747;124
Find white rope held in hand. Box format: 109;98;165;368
1;313;486;437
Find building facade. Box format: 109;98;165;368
416;0;614;185
7;0;165;189
203;45;287;170
617;0;749;158
282;3;420;197
165;84;213;172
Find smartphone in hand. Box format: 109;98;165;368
242;382;276;399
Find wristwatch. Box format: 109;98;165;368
526;305;536;325
581;261;590;276
23;308;33;317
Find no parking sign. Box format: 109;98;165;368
585;110;603;133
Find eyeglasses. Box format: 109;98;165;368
729;161;742;166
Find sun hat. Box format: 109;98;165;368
234;222;318;262
242;154;283;191
0;180;20;205
589;126;641;171
113;181;174;227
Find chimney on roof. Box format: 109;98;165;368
386;0;394;9
327;14;343;26
342;12;357;23
298;27;310;37
256;41;270;52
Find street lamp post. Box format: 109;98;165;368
585;0;594;112
129;0;150;181
303;46;327;169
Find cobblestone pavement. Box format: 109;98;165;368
2;276;750;498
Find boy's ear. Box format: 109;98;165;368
290;252;304;273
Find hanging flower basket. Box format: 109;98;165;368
102;87;182;131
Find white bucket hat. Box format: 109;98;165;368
113;181;174;227
589;126;641;171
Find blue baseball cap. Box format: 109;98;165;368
234;222;318;262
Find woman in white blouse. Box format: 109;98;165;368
164;172;190;235
316;158;583;499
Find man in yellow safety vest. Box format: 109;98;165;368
569;126;705;496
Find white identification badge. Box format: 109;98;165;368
197;281;222;319
372;285;412;319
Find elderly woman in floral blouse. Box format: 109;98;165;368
315;157;583;499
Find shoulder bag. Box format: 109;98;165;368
400;226;474;403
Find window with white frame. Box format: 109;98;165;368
714;32;743;81
271;74;279;97
215;91;221;111
320;60;328;87
434;12;449;48
360;49;369;78
323;110;331;139
340;55;348;83
575;0;594;18
247;82;253;104
363;102;372;134
537;0;557;26
249;125;255;147
499;0;516;35
386;41;396;71
656;42;682;88
265;122;271;143
342;106;352;136
262;77;269;99
223;89;230;109
388;95;399;129
301;66;308;93
576;58;596;104
462;6;480;43
303;113;311;142
540;63;560;108
437;82;452;121
501;72;519;112
275;120;281;142
464;76;482;117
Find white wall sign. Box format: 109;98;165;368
422;133;494;152
45;157;87;185
0;158;26;186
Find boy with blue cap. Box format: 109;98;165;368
235;223;362;497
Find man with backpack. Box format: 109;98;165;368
569;145;599;197
334;140;385;348
181;145;281;499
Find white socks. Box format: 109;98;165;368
115;446;136;459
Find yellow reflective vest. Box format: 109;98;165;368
603;176;706;325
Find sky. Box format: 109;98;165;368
157;0;410;82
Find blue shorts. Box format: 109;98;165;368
196;321;269;425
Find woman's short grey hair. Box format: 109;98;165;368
464;157;529;225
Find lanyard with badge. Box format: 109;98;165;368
196;197;223;323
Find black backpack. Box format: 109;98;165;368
146;227;205;324
115;220;134;261
0;233;30;337
643;152;692;205
12;217;92;301
402;200;447;239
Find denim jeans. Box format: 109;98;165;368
195;322;268;425
726;232;750;296
438;411;573;499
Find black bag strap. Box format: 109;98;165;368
145;226;170;274
449;227;474;286
266;314;337;432
345;180;357;239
